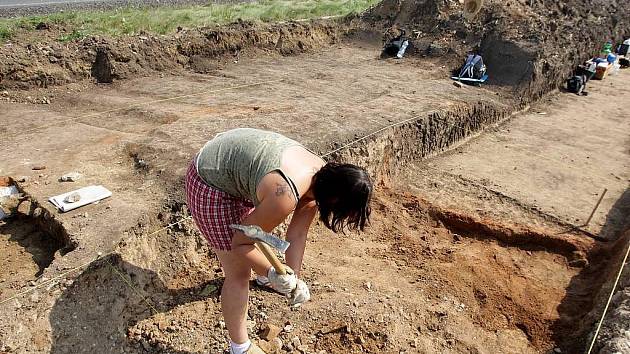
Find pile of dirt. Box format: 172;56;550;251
363;0;630;103
0;19;352;89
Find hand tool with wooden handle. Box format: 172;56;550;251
229;224;290;275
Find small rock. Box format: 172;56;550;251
16;176;29;183
291;336;301;348
554;348;562;353
271;338;283;352
32;207;43;217
64;192;81;203
17;200;32;215
297;344;309;353
260;324;282;341
283;324;294;333
1;90;8;96
569;258;588;268
453;233;462;241
453;81;464;88
217;320;226;329
35;22;50;30
31;165;46;170
364;281;372;290
258;339;283;354
59;172;82;182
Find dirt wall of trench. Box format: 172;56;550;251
592;229;630;353
324;101;510;184
364;0;630;104
0;19;354;89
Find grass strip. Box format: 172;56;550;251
0;0;379;41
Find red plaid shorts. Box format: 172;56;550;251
185;159;254;251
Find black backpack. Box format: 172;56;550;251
567;75;586;95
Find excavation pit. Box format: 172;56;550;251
92;188;607;354
0;197;75;300
0;1;628;351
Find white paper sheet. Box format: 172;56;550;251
49;185;112;212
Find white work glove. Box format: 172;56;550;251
289;279;310;306
267;266;297;295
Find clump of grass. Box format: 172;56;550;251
0;0;379;42
0;25;12;40
59;29;86;42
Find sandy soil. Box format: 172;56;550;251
0;6;629;353
399;71;630;240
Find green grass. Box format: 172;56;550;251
0;26;12;40
0;0;379;42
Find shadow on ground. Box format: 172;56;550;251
0;216;63;277
550;187;630;352
48;253;222;354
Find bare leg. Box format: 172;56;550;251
231;233;274;276
216;249;252;344
215;244;272;344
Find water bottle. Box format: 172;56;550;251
396;40;409;59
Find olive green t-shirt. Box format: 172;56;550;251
195;128;302;206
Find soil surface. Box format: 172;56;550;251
0;216;63;298
400;72;630;240
1;1;629;353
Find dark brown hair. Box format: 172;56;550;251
312;162;372;232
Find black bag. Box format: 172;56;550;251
382;30;408;57
576;62;596;81
567;75;585;95
458;54;486;80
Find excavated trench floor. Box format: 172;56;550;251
0;217;63;292
0;44;627;353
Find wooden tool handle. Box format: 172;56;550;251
255;241;287;275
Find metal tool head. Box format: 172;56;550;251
229;224;290;253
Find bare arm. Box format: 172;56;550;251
230;173;296;276
285;199;318;277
